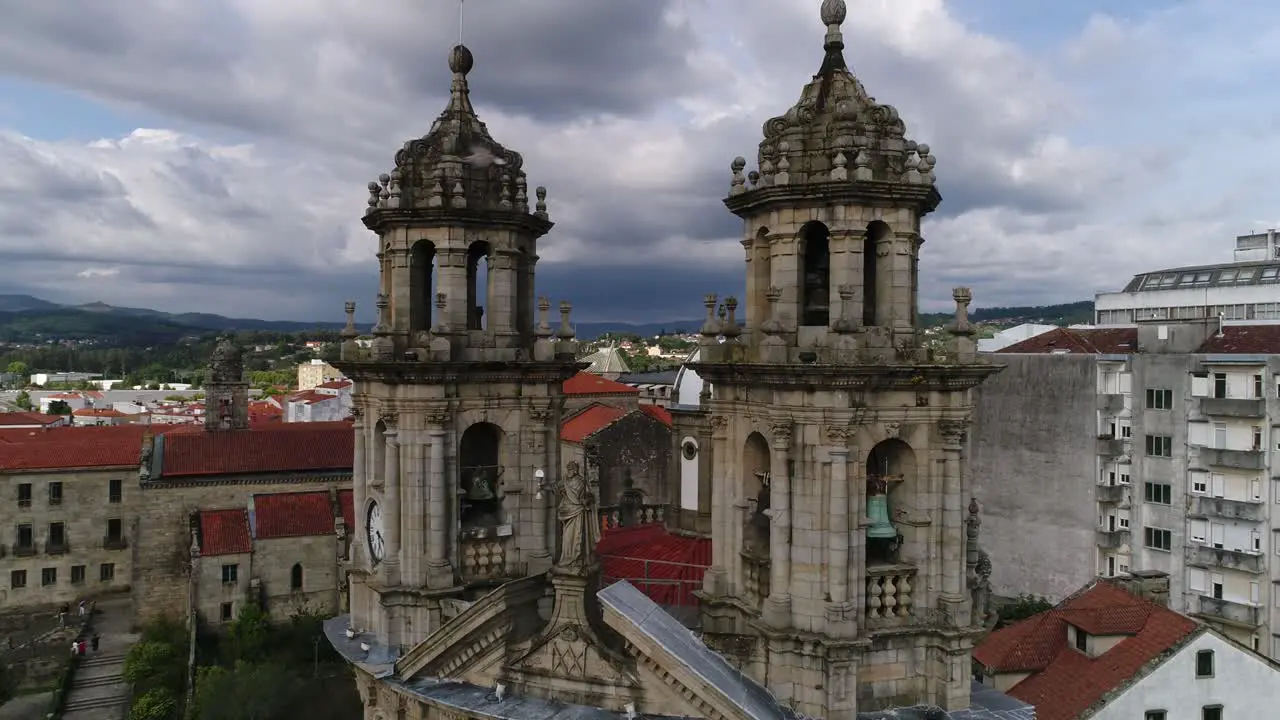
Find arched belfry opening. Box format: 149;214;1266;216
466;241;491;331
863;221;891;327
409;240;437;334
865;438;916;564
799;221;831;327
459;422;503;530
750;227;772;329
742;432;771;557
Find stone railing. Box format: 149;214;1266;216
740;552;770;611
599;503;668;531
1096;483;1126;504
866;564;916;624
1199;397;1265;419
460;535;510;582
1200;447;1266;471
1189;496;1265;523
1195;595;1262;627
1184;544;1265;574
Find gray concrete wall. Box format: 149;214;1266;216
971;353;1098;601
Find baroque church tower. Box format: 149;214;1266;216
203;336;249;431
338;42;584;654
691;1;1003;715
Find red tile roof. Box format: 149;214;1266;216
338;489;354;529
599;525;711;606
199;509;252;556
315;380;352;390
560;404;627;443
72;408;129;417
0;425;147;471
158;421;353;477
973;580;1200;720
0;412;63;427
563;372;640;396
254;491;334;539
639;404;672;426
1197;325;1280;353
998;327;1138;354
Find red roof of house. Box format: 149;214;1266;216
1197;325;1280;353
598;525;711;606
639;404;672;426
560;404;627;443
158;421;353;477
72;408;129;417
338;489;354;528
0;425;147;471
315;380;352;390
998;327;1138;354
0;412;63;427
563;372;639;396
253;491;334;539
973;580;1200;720
199;508;252;556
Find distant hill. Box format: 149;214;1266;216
0;294;1096;346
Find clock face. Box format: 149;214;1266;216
366;501;385;564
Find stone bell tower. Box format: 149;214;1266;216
203;335;249;431
691;1;1003;715
337;42;584;657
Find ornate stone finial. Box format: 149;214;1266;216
700;293;720;337
950;287;974;336
774;141;791;185
371;294;394;360
366;181;381;214
448;44;474;76
833;284;857;333
534;186;548;217
556;301;575;340
433;293;450;334
342;301;358;338
729;157;747;196
819;0;848;69
968;497;981;526
761;286;784;335
535;296;553;338
722;296;742;340
372;294;391;335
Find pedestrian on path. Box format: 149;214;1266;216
91;633;100;652
70;640;79;656
77;639;87;655
77;600;86;617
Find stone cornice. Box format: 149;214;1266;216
723;180;941;218
686;362;1002;392
335;360;586;385
144;471;351;489
362;207;553;237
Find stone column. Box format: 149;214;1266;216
763;420;793;628
351;408;368;571
874;234;894;327
527;404;553;575
425;408;451;588
399;427;426;587
850;442;867;623
437;248;468;334
702;415;730;596
825;426;855;635
382;425;402;586
488;250;516;337
938;417;970;625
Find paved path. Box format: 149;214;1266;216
0;691;53;720
62;598;138;720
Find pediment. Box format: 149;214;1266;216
507;622;637;687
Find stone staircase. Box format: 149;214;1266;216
62;649;129;719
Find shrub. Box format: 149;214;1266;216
130;687;180;720
123;641;184;694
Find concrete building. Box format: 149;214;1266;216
974;321;1280;657
974;573;1280;720
285;379;354;423
297;359;343;391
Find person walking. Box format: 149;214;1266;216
70;640;79;657
91;633;100;652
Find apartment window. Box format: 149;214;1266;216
1145;712;1167;720
1144;482;1172;505
1213;373;1227;398
1145;527;1173;551
1214;423;1227;449
10;570;26;589
290;563;304;592
106;518;122;542
221;564;239;584
48;522;66;550
220;602;234;621
108;479;122;504
1120;472;1131;484
17;483;31;508
1121;424;1132;439
48;482;62;506
100;563;115;582
1192;475;1207;494
1254;530;1263;553
1195;649;1214;677
41;567;56;586
1119;517;1130;529
1256;374;1265;398
1254;426;1264;450
70;565;85;584
1145;435;1172;457
1146;388;1173;410
16;523;33;550
1203;706;1222;720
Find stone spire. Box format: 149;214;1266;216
204;335;249;431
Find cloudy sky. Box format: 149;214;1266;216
0;0;1273;323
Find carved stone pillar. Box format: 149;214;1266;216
825;426;855;635
437;248;468;334
399;427;425;587
938;417;970;625
488;250;516;336
702;415;730;596
850;442;867;623
527;404;553;574
425;408;451;588
351;408;368;570
382;425;401;586
763;420;793;627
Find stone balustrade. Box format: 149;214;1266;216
866;564;916;624
460;535;509;582
740;552;771;611
598;504;668;530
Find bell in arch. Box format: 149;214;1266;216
866;493;898;540
466;468;497;501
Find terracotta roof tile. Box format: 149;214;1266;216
560;404;626;443
315;380;352;390
973;580;1200;720
1197;325;1280;353
998;327;1138;354
338;489;354;528
0;425;146;470
638;404;672;426
199;509;252;556
0;412;63;427
254;491;334;539
158;421;353;477
72;408;129;417
563;372;640;396
599;525;710;606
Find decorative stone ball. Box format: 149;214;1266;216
820;0;847;27
448;44;474;75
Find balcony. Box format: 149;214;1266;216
599;503;668;530
866;564;917;627
1195;595;1262;628
1097;484;1127;504
1097;394;1125;414
459;533;513;583
1184;544;1265;574
45;541;69;556
1097;436;1126;457
1199;447;1266;471
13;544;36;557
1200;397;1266;419
103;537;128;550
1189;496;1265;522
1097;528;1131;549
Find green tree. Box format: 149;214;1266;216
227;603;272;663
123;641;185;694
5;360;27;377
47;399;72;415
14;390;31;410
997;594;1054;627
193;661;300;720
129;687;180;720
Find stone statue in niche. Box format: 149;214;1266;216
556;461;600;574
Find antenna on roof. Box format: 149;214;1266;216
458;0;465;44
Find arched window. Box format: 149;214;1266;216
799;222;831;326
863;221;891;326
466;241;491;330
290;563;303;592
